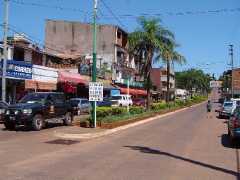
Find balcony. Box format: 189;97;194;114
161;75;175;84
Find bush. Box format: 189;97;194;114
175;100;185;107
129;106;145;115
112;107;127;115
96;107;112;118
151;102;168;111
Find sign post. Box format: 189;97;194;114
91;0;98;128
89;82;103;128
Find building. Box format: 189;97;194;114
44;19;147;98
232;68;240;95
45;20;130;81
150;67;175;100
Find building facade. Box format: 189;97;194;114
150;67;175;100
45;20;130;81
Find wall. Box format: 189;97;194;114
233;68;240;92
150;68;162;91
45;20;116;57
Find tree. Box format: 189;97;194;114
175;69;211;96
160;40;186;102
128;17;176;109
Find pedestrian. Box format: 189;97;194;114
207;100;212;113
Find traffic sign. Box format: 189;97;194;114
89;82;103;101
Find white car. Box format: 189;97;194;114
111;95;133;107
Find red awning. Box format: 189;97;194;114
120;87;147;96
58;71;87;85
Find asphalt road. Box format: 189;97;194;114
0;95;239;179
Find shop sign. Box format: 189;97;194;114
111;89;120;96
1;60;32;80
89;82;103;102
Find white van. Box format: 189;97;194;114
111;94;133;107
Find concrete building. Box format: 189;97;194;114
150;67;175;100
45;20;130;81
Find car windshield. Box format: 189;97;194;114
224;102;233;107
70;99;80;106
19;93;47;104
111;96;121;100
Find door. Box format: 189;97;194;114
51;94;67;117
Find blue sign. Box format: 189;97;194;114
1;60;32;80
111;89;120;96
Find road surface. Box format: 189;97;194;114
0;99;239;179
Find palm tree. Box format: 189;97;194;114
128;17;176;109
161;41;186;102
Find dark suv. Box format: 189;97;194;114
3;92;73;131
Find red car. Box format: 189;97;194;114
132;98;146;106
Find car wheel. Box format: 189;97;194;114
228;129;236;146
32;114;44;131
63;112;72;126
4;122;15;130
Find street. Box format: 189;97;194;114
0;99;239;180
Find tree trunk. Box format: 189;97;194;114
166;60;170;103
146;74;151;110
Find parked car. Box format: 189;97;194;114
111;95;133;107
0;101;8;123
228;107;240;144
3;92;73;131
132;98;146;107
97;97;112;107
70;98;90;115
218;101;237;118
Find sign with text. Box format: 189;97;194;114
0;60;32;80
89;82;103;102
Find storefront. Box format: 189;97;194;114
25;65;58;91
58;71;88;98
3;60;33;103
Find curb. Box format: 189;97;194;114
54;101;206;140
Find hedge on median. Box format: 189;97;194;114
90;95;207;124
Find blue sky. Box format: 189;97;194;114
1;0;240;77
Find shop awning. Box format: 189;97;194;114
58;71;87;85
120;87;147;96
25;80;57;91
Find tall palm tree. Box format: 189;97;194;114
128;17;175;109
161;41;186;102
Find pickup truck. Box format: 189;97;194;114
3;92;73;131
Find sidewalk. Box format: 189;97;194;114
54;102;206;140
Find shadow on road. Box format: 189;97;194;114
125;145;240;179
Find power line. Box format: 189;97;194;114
100;0;127;30
99;7;240;19
10;0;91;15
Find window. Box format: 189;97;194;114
117;31;122;39
52;94;64;104
82;100;89;105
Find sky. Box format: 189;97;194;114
1;0;240;78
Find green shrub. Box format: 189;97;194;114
151;102;168;111
129;106;145;115
96;107;112;118
175;100;185;107
111;107;127;115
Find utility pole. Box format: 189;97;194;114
229;44;234;99
92;0;98;128
2;0;9;102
